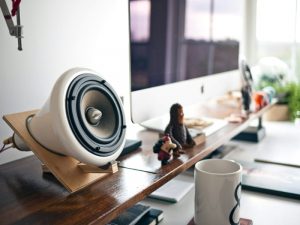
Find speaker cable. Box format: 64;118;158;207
0;136;15;153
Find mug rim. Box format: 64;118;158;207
195;158;242;176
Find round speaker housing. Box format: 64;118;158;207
28;68;126;166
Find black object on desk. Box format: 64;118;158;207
120;139;142;156
233;117;265;142
107;204;151;225
107;204;163;225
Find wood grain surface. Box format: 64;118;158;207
0;103;275;224
3;111;115;193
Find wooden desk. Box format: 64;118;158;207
0;104;275;225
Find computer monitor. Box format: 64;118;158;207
129;0;244;127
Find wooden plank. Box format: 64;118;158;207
0;156;161;225
78;161;119;173
0;103;276;224
3;110;113;193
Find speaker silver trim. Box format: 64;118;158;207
66;74;126;157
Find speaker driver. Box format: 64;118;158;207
26;68;126;166
66;74;126;157
81;90;116;139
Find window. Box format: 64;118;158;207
130;0;151;42
256;0;300;78
184;0;242;76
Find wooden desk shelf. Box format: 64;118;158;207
0;103;275;225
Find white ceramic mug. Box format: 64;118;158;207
194;159;242;225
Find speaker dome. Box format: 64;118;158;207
27;68;126;166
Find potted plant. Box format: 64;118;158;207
286;82;300;121
253;57;300;121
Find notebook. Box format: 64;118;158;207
136;208;164;225
107;204;151;225
240;160;300;199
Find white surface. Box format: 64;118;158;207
142;173;195;225
142;122;300;225
201;118;228;136
0;0;130;165
149;178;194;203
132;70;242;124
224;121;300;165
141;116;227;137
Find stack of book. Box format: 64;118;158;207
107;204;164;225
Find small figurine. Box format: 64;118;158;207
253;91;269;111
240;60;254;113
153;134;177;165
164;103;195;156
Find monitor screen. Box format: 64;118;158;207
130;0;244;124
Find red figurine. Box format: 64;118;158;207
153;134;177;165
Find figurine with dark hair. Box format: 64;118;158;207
164;103;195;156
241;85;252;112
240;60;254;113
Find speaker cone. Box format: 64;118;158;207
66;74;126;157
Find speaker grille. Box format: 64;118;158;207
66;74;126;157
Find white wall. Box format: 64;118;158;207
0;0;130;164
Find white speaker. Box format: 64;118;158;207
14;68;126;166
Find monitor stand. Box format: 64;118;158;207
233;116;266;142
